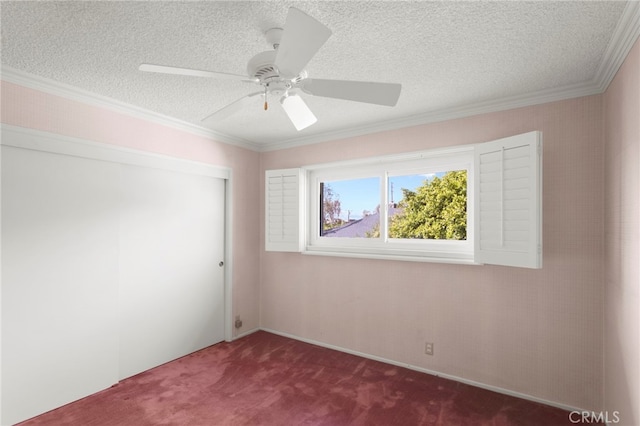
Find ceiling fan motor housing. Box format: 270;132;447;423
247;50;279;82
246;48;307;97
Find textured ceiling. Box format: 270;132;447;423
0;1;634;150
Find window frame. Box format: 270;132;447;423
305;147;475;263
264;131;542;269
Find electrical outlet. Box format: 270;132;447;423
425;342;434;356
234;316;243;329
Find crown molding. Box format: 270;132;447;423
0;66;262;152
594;0;640;93
261;79;603;152
2;1;638;154
261;1;640;152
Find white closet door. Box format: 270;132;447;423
118;164;225;379
1;146;120;426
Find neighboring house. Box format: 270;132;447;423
325;206;402;238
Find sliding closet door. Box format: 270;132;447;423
1;146;120;426
118;165;225;379
2;127;229;424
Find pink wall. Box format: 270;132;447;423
604;37;640;426
261;95;605;411
0;81;261;337
5;46;637;414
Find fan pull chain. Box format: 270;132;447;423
264;86;268;111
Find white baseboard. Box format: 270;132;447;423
260;327;589;415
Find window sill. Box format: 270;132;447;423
303;247;479;265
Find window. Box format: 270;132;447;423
320;177;380;237
387;170;467;241
265;131;542;268
305;149;474;261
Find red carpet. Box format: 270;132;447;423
19;331;592;425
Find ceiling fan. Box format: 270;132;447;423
139;7;402;131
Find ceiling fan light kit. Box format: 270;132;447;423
139;7;402;131
280;94;318;131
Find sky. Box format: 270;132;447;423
324;173;440;221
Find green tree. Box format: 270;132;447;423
389;171;467;240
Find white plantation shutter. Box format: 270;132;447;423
265;168;304;252
474;131;542;268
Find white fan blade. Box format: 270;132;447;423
202;92;264;123
280;94;317;131
274;7;332;79
300;79;402;106
140;64;257;82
